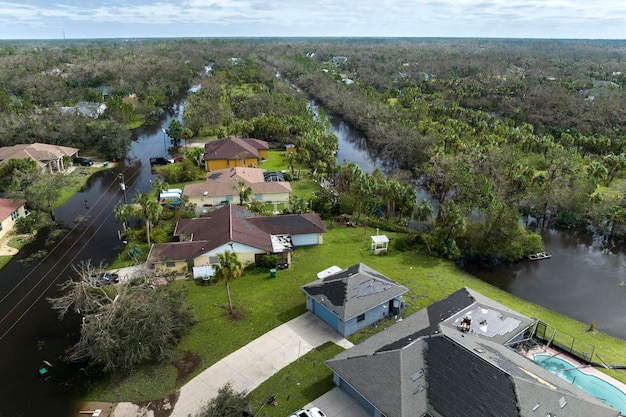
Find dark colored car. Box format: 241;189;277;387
90;272;120;286
73;157;93;166
150;156;171;167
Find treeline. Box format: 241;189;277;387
4;37;626;262
0;39;217;159
255;38;626;260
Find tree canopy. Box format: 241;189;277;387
47;261;197;371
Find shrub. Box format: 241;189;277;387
259;254;278;269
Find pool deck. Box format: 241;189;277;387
525;345;626;394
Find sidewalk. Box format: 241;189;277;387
111;312;354;417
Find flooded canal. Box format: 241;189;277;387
324;107;626;342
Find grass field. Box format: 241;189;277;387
84;222;626;405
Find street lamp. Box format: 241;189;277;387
118;173;127;204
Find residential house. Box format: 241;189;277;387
146;241;210;274
326;287;620;417
146;204;325;276
202;137;269;171
301;263;408;337
183;166;292;212
59;101;107;118
0;198;27;240
0;143;79;173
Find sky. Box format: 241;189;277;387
1;0;626;40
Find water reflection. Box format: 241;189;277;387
466;227;626;340
323;101;626;342
0;104;184;417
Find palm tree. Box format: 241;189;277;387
285;152;297;177
152;177;170;202
134;192;163;244
214;250;244;315
414;199;434;233
235;180;252;205
113;202;135;233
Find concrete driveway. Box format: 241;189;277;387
304;387;369;417
111;312;356;417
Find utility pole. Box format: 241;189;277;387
161;127;168;156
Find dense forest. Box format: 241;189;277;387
2;38;626;263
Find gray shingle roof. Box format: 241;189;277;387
301;263;408;321
326;288;620;417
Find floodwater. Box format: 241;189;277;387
465;228;626;340
0;105;183;417
326;108;626;343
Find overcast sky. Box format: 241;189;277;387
1;0;626;40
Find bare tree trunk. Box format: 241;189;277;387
226;281;233;315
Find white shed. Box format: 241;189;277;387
370;235;389;254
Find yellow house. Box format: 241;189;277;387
0;198;27;240
203;137;269;172
146;241;209;273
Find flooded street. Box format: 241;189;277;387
1;82;625;416
0;106;182;417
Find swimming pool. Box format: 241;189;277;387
533;354;626;413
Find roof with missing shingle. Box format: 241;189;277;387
301;263;408;321
326;288;620;417
174;204;273;252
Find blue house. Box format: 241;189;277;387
301;263;408;337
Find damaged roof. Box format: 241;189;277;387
326;288;619;417
301;263;408;321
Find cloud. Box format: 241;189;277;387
0;0;626;39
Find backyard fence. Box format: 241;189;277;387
531;320;596;363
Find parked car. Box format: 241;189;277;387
288;407;326;417
73;157;93;166
90;272;120;286
150;156;171;167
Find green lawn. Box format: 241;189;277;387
54;166;109;208
260;150;289;172
84;223;626;404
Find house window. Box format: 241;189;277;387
255;193;262;200
10;209;19;221
166;262;176;268
0;223;3;232
226;195;233;201
357;314;365;323
209;256;219;264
